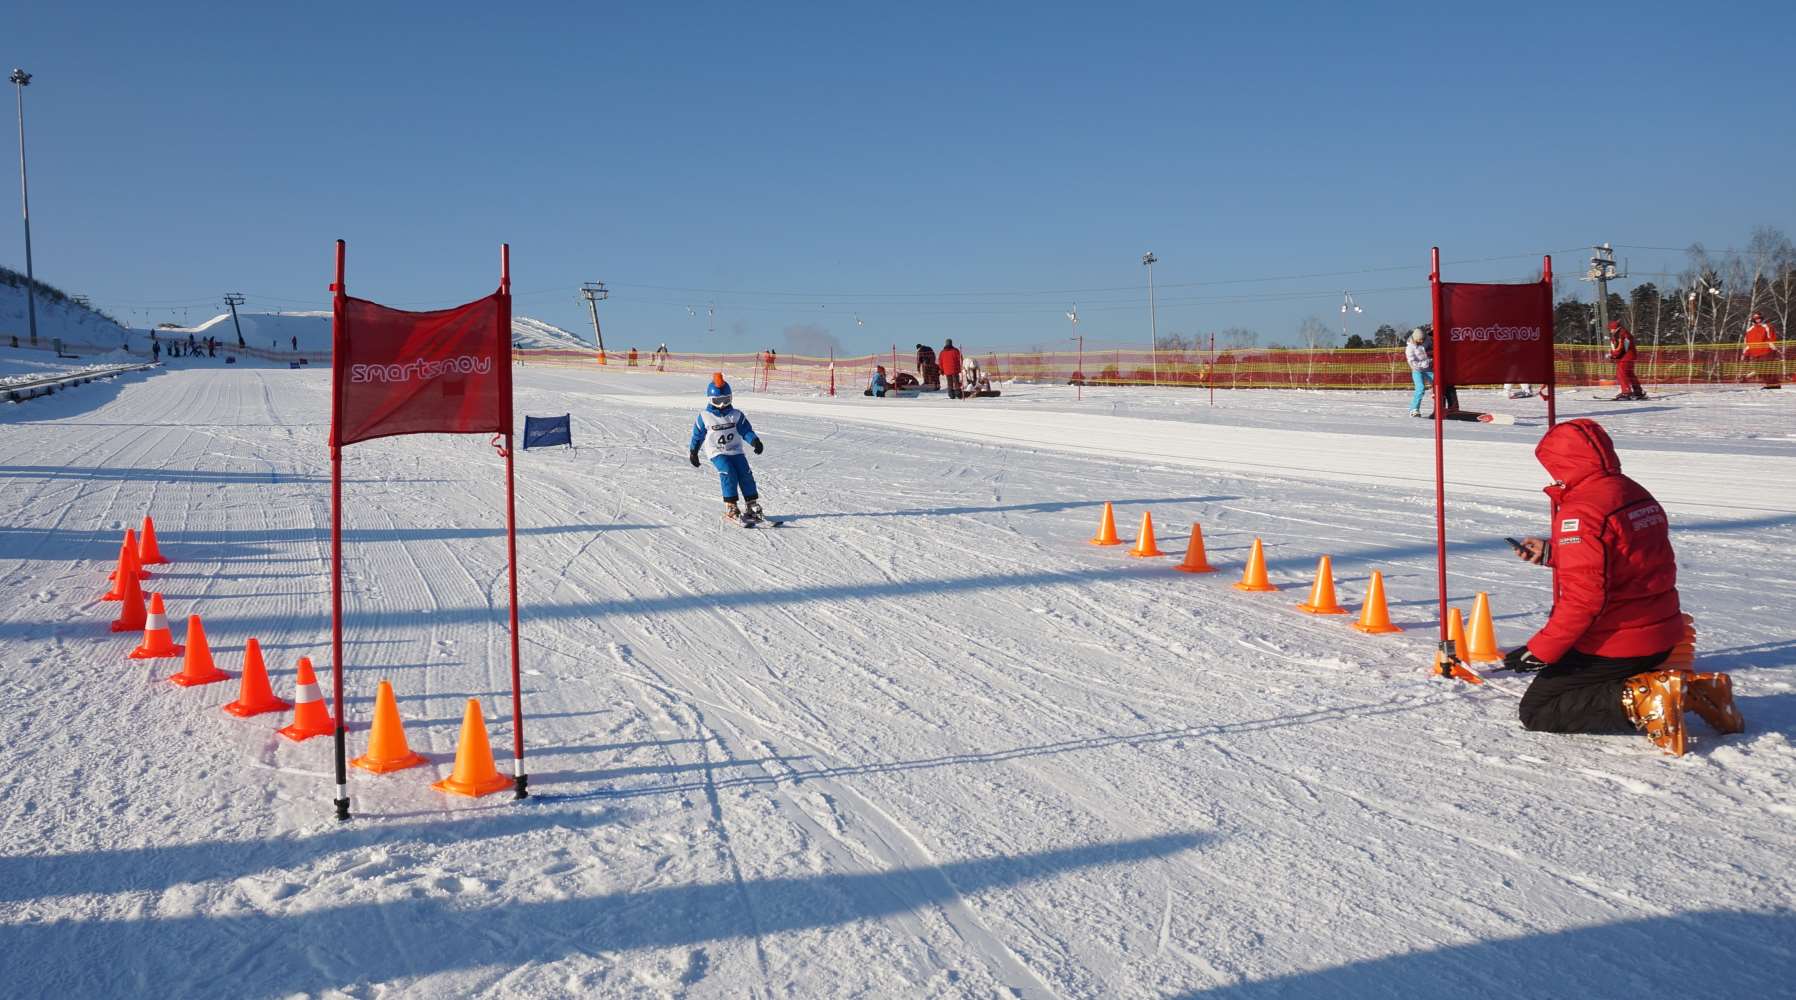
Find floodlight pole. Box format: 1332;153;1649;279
1143;252;1159;386
11;68;37;346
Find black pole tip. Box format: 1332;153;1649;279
514;775;530;800
334;798;351;822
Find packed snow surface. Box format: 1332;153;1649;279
1;367;1792;998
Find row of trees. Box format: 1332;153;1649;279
1229;227;1795;352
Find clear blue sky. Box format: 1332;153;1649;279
8;1;1791;355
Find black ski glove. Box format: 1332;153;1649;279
1503;647;1548;673
688;449;700;467
751;439;764;455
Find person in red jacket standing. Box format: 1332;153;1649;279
1606;321;1645;400
938;339;965;399
1741;312;1782;389
1505;419;1742;755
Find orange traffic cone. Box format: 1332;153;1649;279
107;528;150;582
433;698;512;797
353;680;428;773
1233;537;1278;592
103;531;142;600
1128;511;1167;557
138;515;169;565
1090;502;1121;546
128;593;184;659
1447;606;1468;655
1464;592;1503;663
1174;523;1215;573
278;657;336;741
1296;556;1347;614
223;638;290;717
1351;571;1402;634
109;562;147;633
169;615;230;686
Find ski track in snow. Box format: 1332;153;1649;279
1;367;1793;998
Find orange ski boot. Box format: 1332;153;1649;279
1685;672;1744;735
1622;671;1688;757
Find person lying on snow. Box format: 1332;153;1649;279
1505;419;1741;755
687;373;768;523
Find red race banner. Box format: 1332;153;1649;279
330;294;511;447
1435;280;1554;386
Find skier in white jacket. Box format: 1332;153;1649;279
1405;328;1433;417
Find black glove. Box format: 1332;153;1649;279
688;449;700;467
751;438;764;455
1503;647;1548;673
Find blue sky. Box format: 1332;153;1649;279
7;2;1791;355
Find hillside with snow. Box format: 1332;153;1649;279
2;280;590;372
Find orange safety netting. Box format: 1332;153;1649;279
513;343;1789;393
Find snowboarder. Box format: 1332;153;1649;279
688;373;768;523
1405;329;1433;416
1606;321;1645;400
939;339;964;399
867;364;892;397
1741;312;1781;389
1503;419;1741;755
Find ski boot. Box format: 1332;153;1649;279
743;498;766;524
723;499;741;522
1685;672;1744;734
1622;671;1688;756
1410;409;1423;418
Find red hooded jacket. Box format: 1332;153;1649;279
938;344;964;378
1528;419;1683;663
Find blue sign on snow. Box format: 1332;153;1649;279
522;414;573;450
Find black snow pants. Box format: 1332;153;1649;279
1518;648;1672;733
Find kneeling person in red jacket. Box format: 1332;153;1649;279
1507;419;1742;755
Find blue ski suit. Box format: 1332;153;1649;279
689;404;762;500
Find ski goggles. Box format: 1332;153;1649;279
708;394;732;409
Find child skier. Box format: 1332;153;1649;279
688;373;768;522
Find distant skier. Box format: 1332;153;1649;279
939;339;964;399
1606;321;1645;400
688;373;768;523
652;343;670;371
1405;329;1432;416
291;335;298;351
1503;419;1741;755
1742;312;1781;389
151;340;161;362
628;347;639;366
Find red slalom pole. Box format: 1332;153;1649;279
1430;246;1452;675
499;243;527;799
1209;332;1216;407
329;238;350;821
1543;254;1557;428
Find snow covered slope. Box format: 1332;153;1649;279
0;369;1791;998
148;309;590;357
